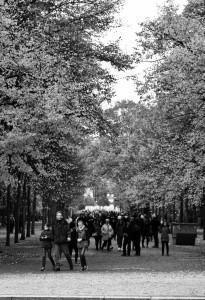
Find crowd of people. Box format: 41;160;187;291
40;210;170;272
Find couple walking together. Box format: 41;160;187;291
40;211;89;272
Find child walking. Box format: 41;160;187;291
40;224;55;271
161;222;170;256
77;219;89;271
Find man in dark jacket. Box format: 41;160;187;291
116;216;124;251
128;216;142;256
69;218;78;264
122;216;131;256
151;214;160;248
52;211;73;271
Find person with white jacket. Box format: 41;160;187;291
101;219;114;251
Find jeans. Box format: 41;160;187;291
42;248;55;268
69;242;78;263
142;235;150;247
102;238;112;251
133;237;141;256
123;236;131;255
162;241;169;255
79;247;87;268
53;243;73;270
153;231;159;247
117;235;123;248
94;236;102;250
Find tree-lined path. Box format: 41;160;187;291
1;225;205;297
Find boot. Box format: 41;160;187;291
66;255;73;270
41;256;46;271
49;256;55;270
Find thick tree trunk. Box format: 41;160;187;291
26;185;31;237
31;190;36;235
6;184;11;246
14;180;21;243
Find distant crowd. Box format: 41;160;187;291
40;211;170;272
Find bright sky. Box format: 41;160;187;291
102;0;188;108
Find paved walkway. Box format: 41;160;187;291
0;224;205;297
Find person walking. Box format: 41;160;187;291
52;211;73;271
77;219;89;271
161;222;170;256
69;218;78;264
39;224;55;271
142;216;151;248
151;214;160;248
101;218;114;251
92;218;102;251
122;216;131;256
116;216;124;251
128;216;141;256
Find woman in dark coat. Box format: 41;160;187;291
77;219;89;271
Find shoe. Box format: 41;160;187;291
55;267;60;271
41;267;45;272
121;254;126;256
118;247;121;251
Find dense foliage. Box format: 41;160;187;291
84;0;205;222
0;0;131;245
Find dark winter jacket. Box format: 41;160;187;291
122;220;130;238
77;226;89;249
40;229;53;249
128;220;141;241
70;221;78;245
161;226;170;242
93;221;102;237
143;218;151;236
116;221;124;237
151;217;160;233
52;219;71;244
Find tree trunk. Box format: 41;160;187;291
26;185;31;237
31;189;36;235
6;184;11;246
14;180;21;243
20;176;26;240
184;198;189;223
179;196;184;223
42;203;46;230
